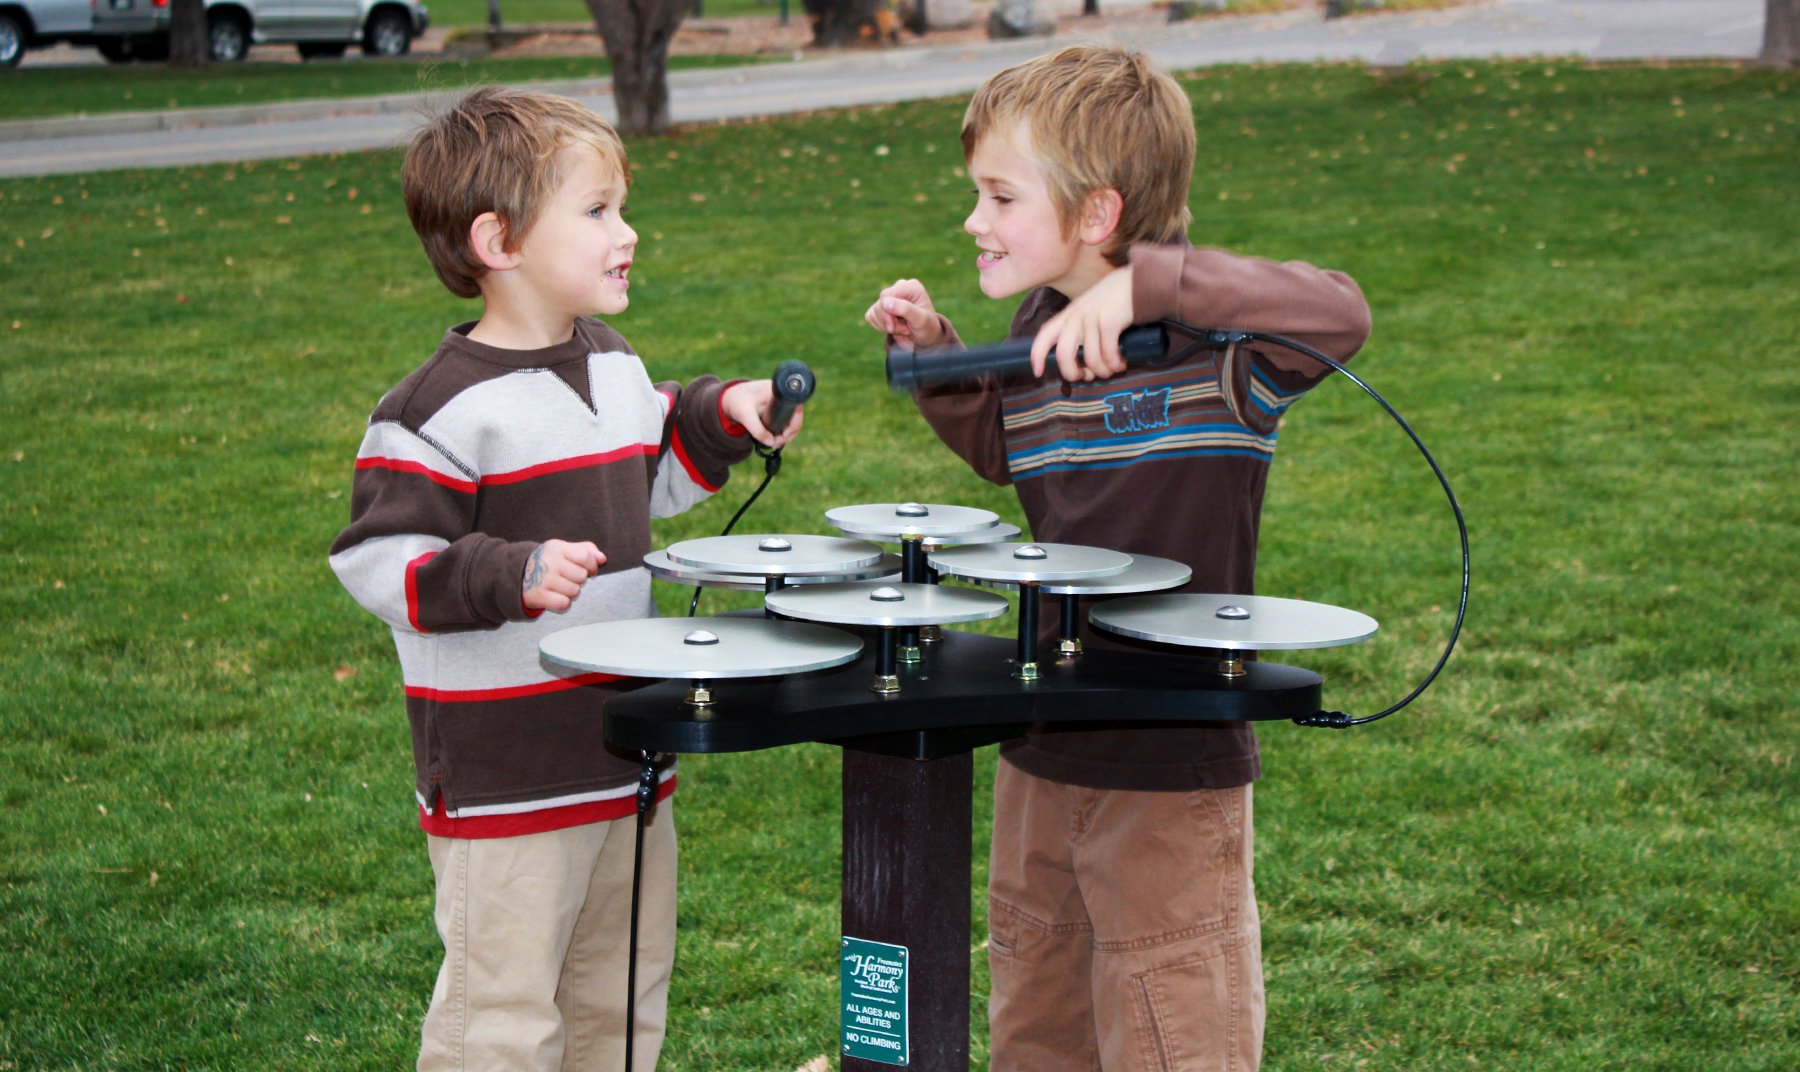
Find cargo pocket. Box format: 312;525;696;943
1128;940;1243;1072
987;898;1020;962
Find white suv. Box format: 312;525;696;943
90;0;428;63
1;0;101;67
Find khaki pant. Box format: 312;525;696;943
988;764;1264;1072
418;805;677;1072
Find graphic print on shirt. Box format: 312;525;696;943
1102;386;1173;434
1001;355;1300;480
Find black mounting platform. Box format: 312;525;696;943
603;628;1323;757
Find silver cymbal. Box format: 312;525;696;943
939;553;1191;596
919;521;1022;547
643;549;902;590
539;616;864;679
929;542;1133;585
832;517;1024;548
765;582;1009;628
1089;593;1378;651
664;534;886;576
824;502;1001;539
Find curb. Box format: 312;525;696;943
0;10;1213;142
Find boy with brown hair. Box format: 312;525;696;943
865;46;1371;1070
331;86;801;1071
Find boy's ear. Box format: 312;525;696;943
469;212;520;272
1077;187;1125;249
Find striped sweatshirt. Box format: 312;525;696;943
914;243;1371;791
329;318;753;837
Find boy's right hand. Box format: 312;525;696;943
523;540;605;613
865;279;945;352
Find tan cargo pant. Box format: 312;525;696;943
987;764;1264;1072
418;805;677;1072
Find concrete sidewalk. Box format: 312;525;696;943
0;0;1767;178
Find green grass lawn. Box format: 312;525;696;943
2;59;1797;1070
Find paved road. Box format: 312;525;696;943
0;0;1766;178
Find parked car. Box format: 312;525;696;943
1;0;99;67
90;0;427;63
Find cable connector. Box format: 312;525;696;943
1294;710;1353;729
635;751;664;814
756;443;783;476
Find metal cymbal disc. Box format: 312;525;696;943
920;521;1022;547
1089;593;1379;651
539;616;864;679
642;549;901;590
830;519;1026;549
824;502;1002;539
665;534;885;576
765;581;1009;627
946;553;1192;595
929;542;1133;584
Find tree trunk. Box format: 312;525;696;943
487;0;502;33
586;0;688;136
803;0;884;48
169;0;208;67
1763;0;1800;66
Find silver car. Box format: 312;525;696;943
90;0;428;63
1;0;100;67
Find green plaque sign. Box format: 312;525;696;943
840;936;909;1065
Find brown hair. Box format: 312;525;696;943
961;46;1195;265
402;86;630;299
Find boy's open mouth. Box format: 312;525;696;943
976;250;1006;268
606;264;631;281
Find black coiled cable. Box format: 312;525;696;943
1161;321;1470;727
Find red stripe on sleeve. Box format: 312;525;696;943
718;379;748;437
668;427;721;493
405;550;438;633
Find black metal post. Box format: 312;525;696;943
841;746;973;1072
1014;582;1039;680
1058;592;1082;657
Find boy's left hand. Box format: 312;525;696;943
1030;266;1136;381
721;380;805;450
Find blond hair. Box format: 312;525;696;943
961;46;1195;265
402;86;630;299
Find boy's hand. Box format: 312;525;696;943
722;380;805;450
523;540;605;613
1030;266;1136;381
865;279;945;352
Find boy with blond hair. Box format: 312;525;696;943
331;86;801;1071
866;46;1371;1069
